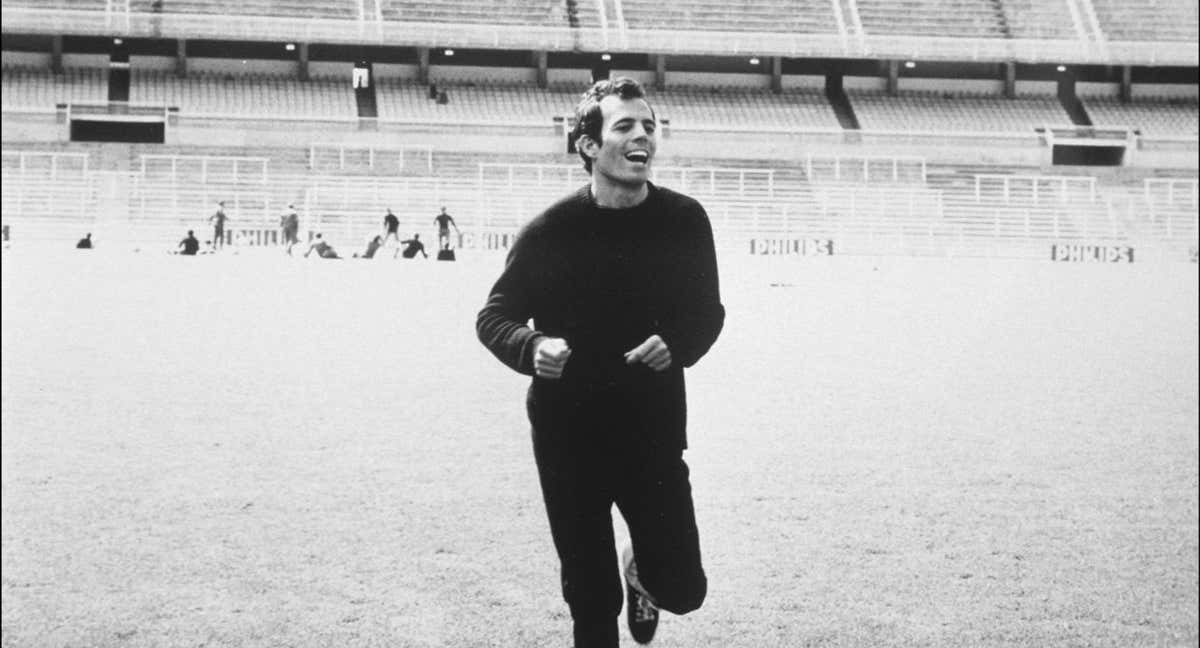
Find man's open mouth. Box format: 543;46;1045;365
624;151;650;164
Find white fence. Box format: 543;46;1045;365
1;150;1194;260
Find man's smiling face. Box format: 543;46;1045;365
587;94;657;188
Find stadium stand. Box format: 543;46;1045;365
1084;97;1200;137
854;0;1006;38
650;87;841;131
996;0;1081;40
1;0;105;8
0;0;1196;259
374;81;578;125
849;90;1069;132
128;0;358;20
619;0;839;34
1089;0;1199;42
379;0;570;27
375;81;842;131
1;65;109;111
129;70;357;119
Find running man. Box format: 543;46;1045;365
433;206;460;250
476;77;724;648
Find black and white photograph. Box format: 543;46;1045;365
1;2;1197;647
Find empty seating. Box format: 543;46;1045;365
130;70;357;119
850;90;1068;133
1089;0;1199;42
998;0;1080;40
620;0;838;34
651;87;840;131
2;0;105;8
380;0;569;27
375;81;578;124
856;0;1006;38
128;0;358;20
1084;97;1199;136
1;66;108;111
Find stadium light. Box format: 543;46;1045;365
905;61;916;69
749;57;760;65
285;43;296;52
113;38;123;45
600;53;612;62
444;49;455;57
1057;65;1067;72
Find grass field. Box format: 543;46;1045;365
2;246;1197;648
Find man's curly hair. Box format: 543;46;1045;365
571;77;656;174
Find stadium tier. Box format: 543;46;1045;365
995;0;1080;40
1;65;107;111
1090;0;1199;42
374;81;579;125
129;70;357;120
1084;97;1200;137
855;0;1006;38
620;0;838;34
849;90;1069;133
127;0;358;20
651;87;841;131
379;0;575;27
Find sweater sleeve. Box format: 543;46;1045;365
476;226;545;376
658;201;725;369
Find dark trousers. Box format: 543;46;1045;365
530;394;706;648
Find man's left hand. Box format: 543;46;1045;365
624;335;672;372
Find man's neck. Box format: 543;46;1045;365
590;176;649;209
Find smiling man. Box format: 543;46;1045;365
477;77;725;648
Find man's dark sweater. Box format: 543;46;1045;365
476;183;725;449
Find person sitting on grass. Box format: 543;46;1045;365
354;235;384;259
397;233;427;259
304;233;341;259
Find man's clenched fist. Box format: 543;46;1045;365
534;337;572;379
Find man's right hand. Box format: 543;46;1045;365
534;337;572;380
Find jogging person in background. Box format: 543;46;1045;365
281;204;300;255
209;201;228;250
397;233;427;259
433;206;460;250
383;208;401;246
476;77;724;648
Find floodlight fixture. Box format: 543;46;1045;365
1057;65;1067;72
600;53;612;61
905;60;916;69
444;49;455;56
113;38;123;45
749;57;760;65
285;43;296;51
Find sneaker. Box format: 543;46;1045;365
622;544;659;644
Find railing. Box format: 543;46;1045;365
1;150;91;176
806;153;927;183
972;174;1098;203
309;143;435;174
3;7;1196;65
